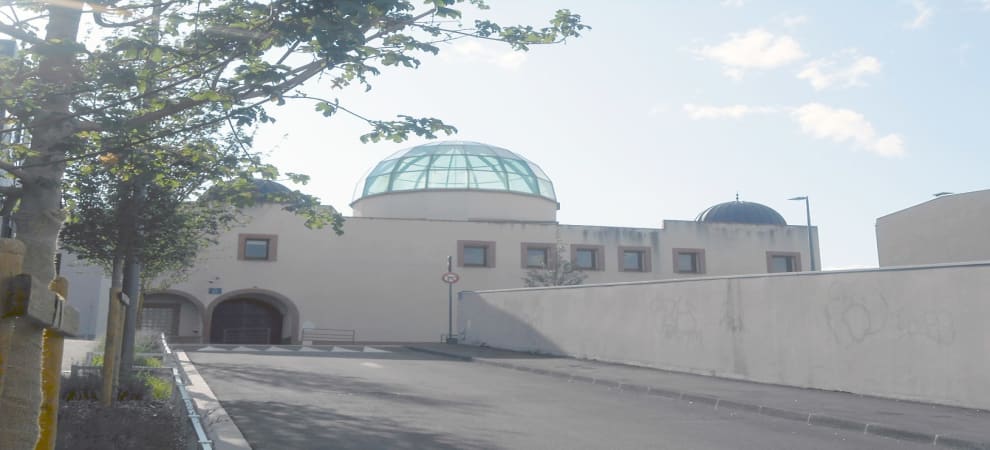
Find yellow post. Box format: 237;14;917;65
35;277;68;450
100;288;124;406
0;239;26;402
0;238;45;449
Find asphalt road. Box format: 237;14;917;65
188;347;931;450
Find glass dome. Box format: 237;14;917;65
355;141;556;201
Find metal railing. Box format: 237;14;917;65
222;327;270;344
161;333;213;450
301;328;356;344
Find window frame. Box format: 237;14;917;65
238;233;278;262
618;246;652;272
672;248;706;274
570;244;605;271
766;251;802;273
458;240;496;268
520;243;555;269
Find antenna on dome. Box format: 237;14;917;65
735;192;740;202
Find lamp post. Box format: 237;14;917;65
788;196;816;271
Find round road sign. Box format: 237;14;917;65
441;272;460;284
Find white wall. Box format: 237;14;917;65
458;263;990;410
352;190;559;222
159;204;820;343
60;252;110;339
877;189;990;266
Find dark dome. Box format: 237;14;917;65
250;179;292;195
696;200;787;225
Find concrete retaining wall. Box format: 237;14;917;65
458;263;990;410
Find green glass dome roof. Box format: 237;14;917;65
355;141;556;201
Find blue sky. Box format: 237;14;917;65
255;0;990;269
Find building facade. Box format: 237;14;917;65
876;189;990;267
67;141;821;343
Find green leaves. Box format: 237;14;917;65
360;115;457;143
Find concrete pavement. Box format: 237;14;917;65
409;343;990;450
187;346;939;450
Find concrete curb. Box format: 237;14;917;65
406;346;989;450
176;351;253;450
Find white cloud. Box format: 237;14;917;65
698;29;805;79
721;0;745;7
683;104;777;119
905;0;934;29
780;15;809;28
445;41;527;70
797;49;882;90
791;103;905;157
980;0;990;11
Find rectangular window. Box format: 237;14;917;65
619;246;651;272
570;245;604;271
767;252;801;273
624;251;643;271
238;234;278;261
463;246;488;266
458;240;496;268
244;239;270;260
520;243;554;269
673;248;706;274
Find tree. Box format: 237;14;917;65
0;1;586;445
523;242;587;287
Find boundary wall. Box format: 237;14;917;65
458;262;990;410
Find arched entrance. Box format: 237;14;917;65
142;290;207;344
210;298;283;344
206;289;299;344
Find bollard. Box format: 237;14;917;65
0;238;44;449
36;276;69;450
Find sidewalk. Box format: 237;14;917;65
408;344;990;450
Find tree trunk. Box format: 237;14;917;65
120;253;141;371
0;3;82;448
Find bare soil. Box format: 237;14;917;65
56;400;194;450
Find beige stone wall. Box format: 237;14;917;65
161;204;820;343
459;263;990;410
351;189;559;222
876;189;990;266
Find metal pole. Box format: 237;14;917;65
805;197;815;271
447;256;453;342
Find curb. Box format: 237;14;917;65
406;346;989;450
176;351;253;450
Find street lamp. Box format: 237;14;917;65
788;196;816;271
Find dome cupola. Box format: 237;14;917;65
696;196;787;226
351;141;558;222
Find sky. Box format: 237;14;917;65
251;0;990;270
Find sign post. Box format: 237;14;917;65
442;257;460;344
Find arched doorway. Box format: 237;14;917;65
210;298;284;344
142;290;207;344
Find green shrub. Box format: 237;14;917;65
60;371;172;402
134;356;163;368
144;374;172;401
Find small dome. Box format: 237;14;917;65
249;179;292;195
697;200;787;225
354;141;556;201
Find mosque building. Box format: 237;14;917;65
65;141;820;343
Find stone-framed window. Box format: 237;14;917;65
521;243;555;269
458;240;496;268
238;234;278;261
767;251;801;273
673;248;706;274
570;244;604;271
619;246;652;272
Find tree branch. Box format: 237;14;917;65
0;22;44;46
0;159;26;180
